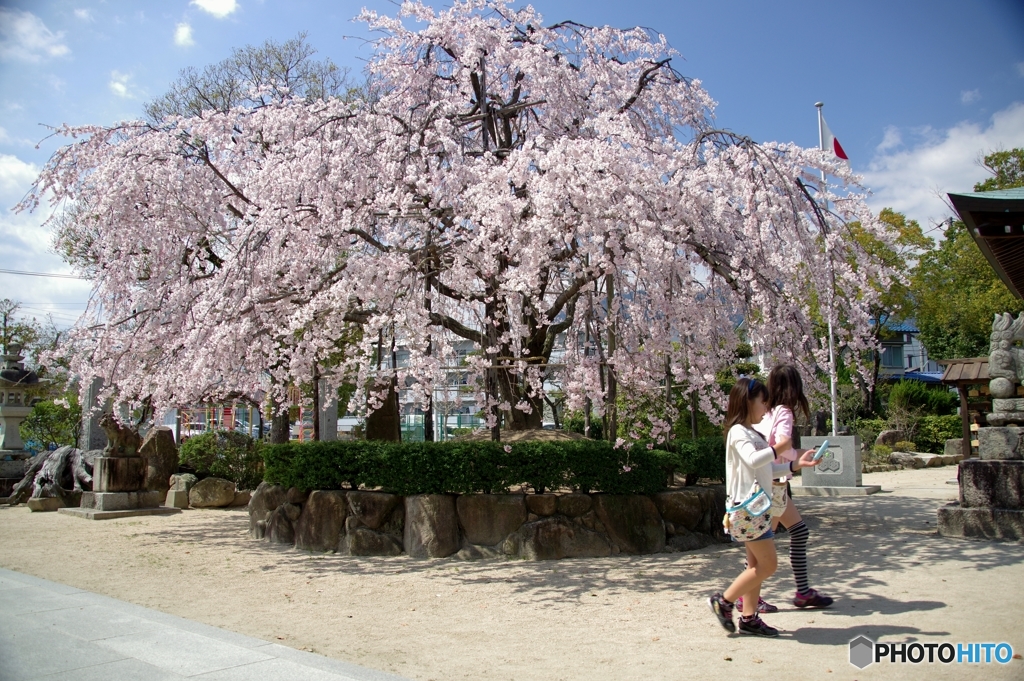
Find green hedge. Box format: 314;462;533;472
915;415;962;454
179;430;264;490
261;437;724;495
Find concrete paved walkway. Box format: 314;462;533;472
0;568;409;681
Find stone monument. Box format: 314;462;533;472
60;414;180;520
937;312;1024;539
791;435;881;497
0;344;38;499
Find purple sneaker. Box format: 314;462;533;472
737;614;779;637
735;596;779;614
793;588;834;609
708;593;735;632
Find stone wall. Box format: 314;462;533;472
248;483;729;560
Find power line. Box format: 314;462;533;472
0;268;88;280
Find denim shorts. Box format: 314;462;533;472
733;526;775;543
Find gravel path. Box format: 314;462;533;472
1;467;1021;680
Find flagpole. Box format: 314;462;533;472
816;102;839;437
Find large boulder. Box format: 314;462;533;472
247;482;288;538
876;430;905;447
286;487;310;504
404;494;460;558
556;493;592;517
526;494;557;517
139;427;178;493
945;438;965;459
592;495;665;554
347;491;401;530
295;490;348;552
456;494;527;546
666;528;716;552
189;477;236;508
505;516;611;560
890;452;925;469
266;504;296;544
345;527;404;556
652;490;704;532
169;473;198;493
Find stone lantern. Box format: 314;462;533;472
0;344;38;456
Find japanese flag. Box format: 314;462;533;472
821;115;848;160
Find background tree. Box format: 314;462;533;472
145;33;352;120
973;148;1024;193
848;209;932;412
912;147;1024;361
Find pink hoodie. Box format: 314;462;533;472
755;405;798;479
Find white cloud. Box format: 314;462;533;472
108;71;135;99
876;125;902;153
1017;62;1024;78
74;8;93;22
960;89;980;105
0;8;70;62
862;102;1024;228
174;22;195;47
0;154;92;324
191;0;238;19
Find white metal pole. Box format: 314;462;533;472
816;102;839;437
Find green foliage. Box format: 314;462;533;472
887;380;958;416
562;411;604;440
893;440;917;452
912;221;1024;360
20;396;81;452
852;417;887;450
866;444;893;467
915;415;962;454
179;430;264;490
973;148;1024;192
672;437;726;482
261;438;709;495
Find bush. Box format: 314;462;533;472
179;430;264;490
893;440;917;452
915;415;962;454
887;380;958;416
262;438;683;495
675;437;726;482
865;444;892;466
852;418;887;449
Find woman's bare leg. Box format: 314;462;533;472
723;539;777;616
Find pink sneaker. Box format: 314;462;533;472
735;596;779;614
793;588;833;609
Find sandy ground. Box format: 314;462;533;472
1;467;1023;681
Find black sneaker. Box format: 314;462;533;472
708;593;735;633
737;615;779;637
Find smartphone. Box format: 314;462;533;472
812;440;830;462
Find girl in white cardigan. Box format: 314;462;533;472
708;377;820;637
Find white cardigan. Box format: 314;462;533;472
725;424;791;505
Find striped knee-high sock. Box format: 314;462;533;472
788;520;810;594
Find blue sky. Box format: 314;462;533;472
1;0;1023;328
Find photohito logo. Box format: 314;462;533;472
849;636;1015;669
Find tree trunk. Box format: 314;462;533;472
365;331;401;441
365;377;401;441
604;274;618;442
312;362;321;441
269;402;290;444
9;446;97;505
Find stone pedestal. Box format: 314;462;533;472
63;440;179;520
792;435;881;497
938;428;1024;540
94;456;146;492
